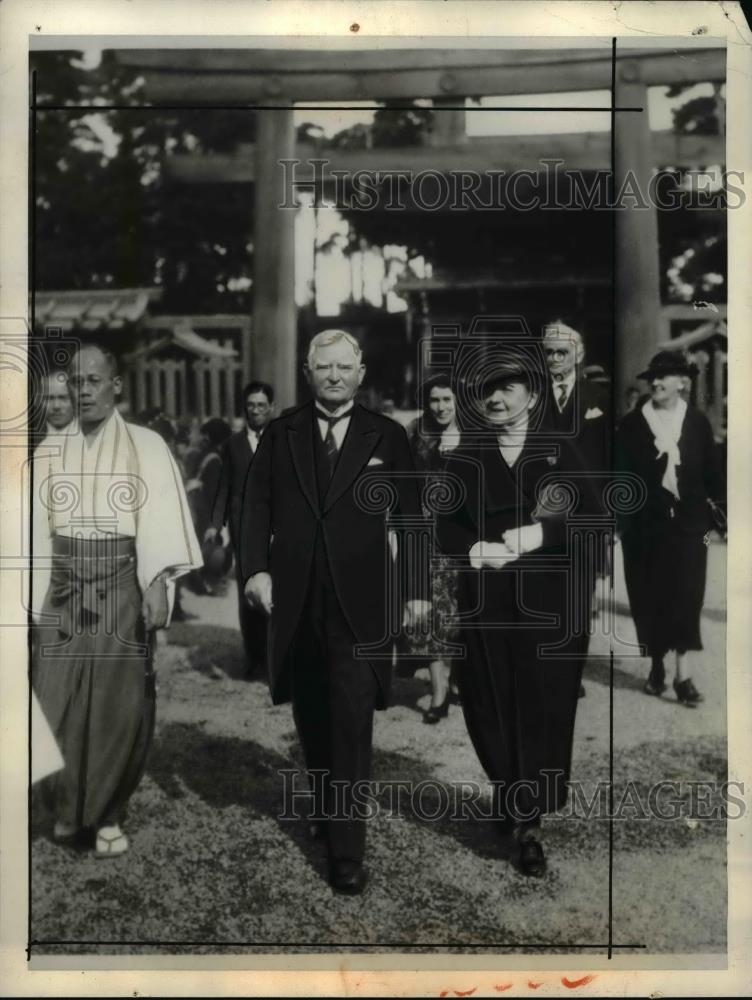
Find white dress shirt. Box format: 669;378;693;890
246;427;261;454
551;371;576;411
315;401;354;450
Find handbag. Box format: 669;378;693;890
707;498;727;539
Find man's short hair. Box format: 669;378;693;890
542;321;584;351
306;329;362;367
242;381;274;404
200;417;233;447
69;341;120;378
46;369;69;390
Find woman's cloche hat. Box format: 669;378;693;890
637;350;694;381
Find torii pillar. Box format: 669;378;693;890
251;104;297;409
614;59;662;412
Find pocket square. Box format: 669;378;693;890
585;407;604;419
367;456;384;466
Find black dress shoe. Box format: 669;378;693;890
643;677;667;696
329;860;368;895
518;836;547;877
673;677;704;707
495;815;516;838
423;691;450;724
308;820;327;841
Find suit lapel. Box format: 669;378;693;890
286;403;320;516
323;404;381;513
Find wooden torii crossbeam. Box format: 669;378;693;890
164;131;725;185
116;46;726;408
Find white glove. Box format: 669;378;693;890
501;523;544;556
469;541;517;569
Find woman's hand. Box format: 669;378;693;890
469;541;517;569
501;523;543;556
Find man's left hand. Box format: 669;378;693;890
403;599;431;629
143;576;169;631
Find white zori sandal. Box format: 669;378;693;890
95;825;130;858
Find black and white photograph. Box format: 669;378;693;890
1;1;751;996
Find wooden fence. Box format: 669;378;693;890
124;339;244;421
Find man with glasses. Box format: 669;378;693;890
541;321;610;473
209;381;275;678
32;343;202;857
542;321;611;698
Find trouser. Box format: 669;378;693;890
33;534;156;829
290;555;379;864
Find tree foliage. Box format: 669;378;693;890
31;52;726;311
661;83;726;303
32;49;254;312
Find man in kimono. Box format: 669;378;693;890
32;344;202;857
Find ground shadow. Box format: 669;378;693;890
148;722;524;866
581;656;648;692
164;621;261;682
148;723;328;879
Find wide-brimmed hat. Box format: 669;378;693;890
637;351;694;381
477;356;538;398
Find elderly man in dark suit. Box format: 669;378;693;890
209;381;275;677
541;321;610;472
542;321;611;697
242;330;429;894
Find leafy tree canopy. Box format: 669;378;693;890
33;49;254;312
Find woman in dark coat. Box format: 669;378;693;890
437;353;595;876
616;351;724;706
403;375;462;723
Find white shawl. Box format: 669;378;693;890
641;397;687;500
32;409;203;618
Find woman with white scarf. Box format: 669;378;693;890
616;351;724;706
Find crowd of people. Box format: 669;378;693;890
31;322;725;891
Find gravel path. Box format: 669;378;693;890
30;542;728;956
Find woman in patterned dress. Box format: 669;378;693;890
403;375;462;723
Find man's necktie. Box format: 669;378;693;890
321;412;350;478
556;383;568;410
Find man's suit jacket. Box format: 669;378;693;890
241;401;424;706
543;374;610;475
212;429;255;548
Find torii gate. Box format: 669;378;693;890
118;46;725;410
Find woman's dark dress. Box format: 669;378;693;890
616;404;723;658
436;437;595;822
